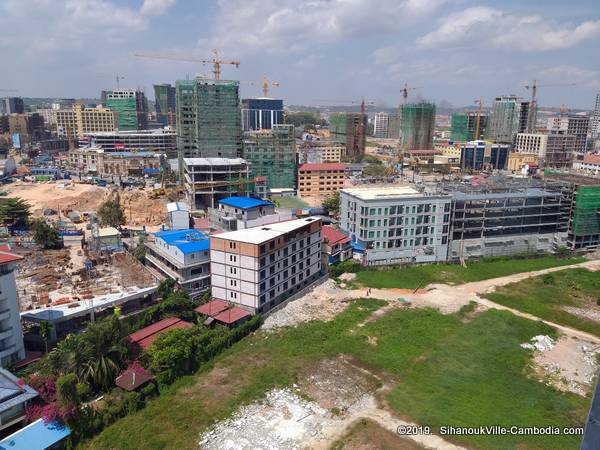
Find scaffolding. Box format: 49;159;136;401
175;78;241;161
572;186;600;236
329;113;366;159
242;124;296;189
400;102;435;151
450;112;487;142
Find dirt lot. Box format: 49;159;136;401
199;357;465;450
530;335;600;396
6;181;172;226
331;419;426;450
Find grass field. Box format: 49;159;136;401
274;195;309;209
485;268;600;337
330;419;425;450
86;299;588;450
354;256;585;289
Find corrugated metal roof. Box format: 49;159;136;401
218;196;273;209
0;251;22;265
322;226;351;246
299;163;345;171
128;317;193;350
214;307;251;324
153;228;209;254
0;368;38;413
195;300;230;316
0;419;70;449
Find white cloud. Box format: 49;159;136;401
199;0;448;55
417;6;600;52
141;0;177;16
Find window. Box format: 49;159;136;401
269;241;275;250
229;255;237;262
229;267;236;275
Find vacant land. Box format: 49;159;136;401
87;300;587;450
331;419;425;450
275;195;309;209
355;256;585;289
485;268;600;337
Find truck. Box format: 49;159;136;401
92;177;107;187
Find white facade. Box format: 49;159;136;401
166;202;190;230
592;93;600;137
373;112;389;138
0;255;25;367
210;217;323;314
340;186;452;266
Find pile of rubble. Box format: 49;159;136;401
199;388;334;450
520;335;555;352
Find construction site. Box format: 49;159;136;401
242;124;296;189
400;102;436;151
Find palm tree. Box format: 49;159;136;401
39;322;52;354
83;345;125;391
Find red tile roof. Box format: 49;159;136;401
128;317;193;350
299;163;345;172
213;307;251;325
195;299;230;317
115;367;153;391
0;251;23;265
583;154;600;165
322;225;351;246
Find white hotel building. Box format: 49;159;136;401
209;217;323;314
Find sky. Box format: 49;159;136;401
1;0;600;109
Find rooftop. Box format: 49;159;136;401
299;163;345;171
128;317;193;350
94;227;120;238
219;196;273;209
322;225;351;246
213;307;251;325
166;202;189;213
0;368;38;413
212;217;320;244
582;154;600;165
0;251;22;265
0;419;70;450
153;228;210;254
341;185;424;201
195;299;230;316
115;366;153;391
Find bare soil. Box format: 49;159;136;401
330;419;426;450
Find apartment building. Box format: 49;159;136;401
210;217;323;314
547;115;589;155
340;186;452;266
373;112;389;138
573;153;600;176
298;144;346;164
208;196;292;231
183;157;252;209
515;133;575;169
298;163;345;197
0;251;25;367
145;229;211;298
487;96;533;143
55;104;116;139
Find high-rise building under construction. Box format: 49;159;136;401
450;112;487;142
176;78;242;161
154;84;176;127
104;89;148;131
487;95;534;143
329;112;367;159
400;102;435;150
242;124;296;189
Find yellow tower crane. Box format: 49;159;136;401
134;49;240;80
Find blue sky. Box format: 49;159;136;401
1;0;599;109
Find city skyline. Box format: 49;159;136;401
1;0;600;109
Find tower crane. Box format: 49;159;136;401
134;49;240;80
524;80;576;133
401;83;422;104
244;76;280;97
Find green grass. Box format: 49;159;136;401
86;299;589;450
485;268;600;337
355;256;585;289
274;195;309;209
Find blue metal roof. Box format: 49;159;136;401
153;229;209;254
218;196;273;209
0;419;71;450
143;168;161;173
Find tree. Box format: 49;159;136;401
39;322;53;354
32;219;63;249
363;163;387;177
56;373;79;408
132;235;147;263
97;199;125;228
322;191;340;216
157;278;176;299
0;198;31;228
